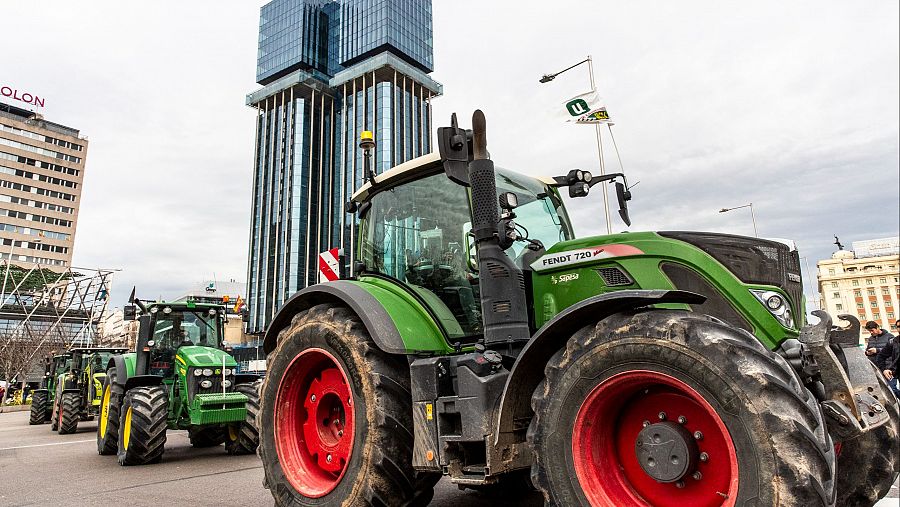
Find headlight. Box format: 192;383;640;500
200;380;212;389
223;368;233;376
751;289;794;328
194;369;203;377
163;306;172;314
202;368;213;376
223;380;232;388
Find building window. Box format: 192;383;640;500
883;288;891;295
871;301;878;308
832;292;840;299
836;303;843;311
848;267;857;272
880;277;887;283
834;281;841;288
866;278;873;285
854;289;862;297
868;289;876;296
859;313;866;320
852;280;859;286
887;300;893;307
828;268;835;275
873;313;880;320
889;312;895;319
858;302;865;309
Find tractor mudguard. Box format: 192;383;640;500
493;290;705;445
263;280;442;356
109;356;131;386
124;375;164;392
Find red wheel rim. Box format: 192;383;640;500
275;348;355;498
572;371;738;507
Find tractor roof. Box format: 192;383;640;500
70;347;127;353
350;152;558;204
146;300;225;309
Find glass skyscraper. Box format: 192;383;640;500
246;0;441;334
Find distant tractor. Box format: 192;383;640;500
29;352;71;425
49;347;128;434
97;296;260;465
256;111;899;506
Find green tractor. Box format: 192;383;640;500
49;347;128;434
96;297;260;465
29;352;71;425
256;111;899;507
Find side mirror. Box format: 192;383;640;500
615;182;632;226
123;305;136;321
463;223;478;272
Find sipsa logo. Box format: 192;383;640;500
0;85;45;108
551;273;580;284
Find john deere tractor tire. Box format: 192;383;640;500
189;426;226;448
117;385;167;466
29;391;48;425
258;303;438;506
225;380;260;455
528;310;836;507
57;392;80;435
833;362;900;506
50;396;59;431
97;369;122;455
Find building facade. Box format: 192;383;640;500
246;0;441;333
817;237;900;341
0;102;86;269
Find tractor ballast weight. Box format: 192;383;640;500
258;110;899;506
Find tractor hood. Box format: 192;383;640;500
176;346;238;368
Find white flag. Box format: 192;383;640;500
561;90;612;124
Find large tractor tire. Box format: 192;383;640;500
258;303;439;506
29;391;49;425
97;368;122;455
833;362;900;506
57;392;80;435
117;386;167;466
528;310;836;507
225;380;260;455
188;426;226;448
49;395;59;431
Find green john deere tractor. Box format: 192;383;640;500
49;347;128;434
256;111;899;507
29;352;71;425
96;297;260;465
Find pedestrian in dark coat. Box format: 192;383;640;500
878;320;900;397
865;321;894;366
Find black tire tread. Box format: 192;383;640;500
57;392;80;434
528;310;836;506
225;380;261;455
117;385;167;466
260;303;437;507
29;391;48;425
97;369;122;455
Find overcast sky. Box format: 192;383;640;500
2;1;897;314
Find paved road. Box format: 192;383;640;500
1;409;895;506
0;410;539;507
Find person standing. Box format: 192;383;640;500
864;320;894;365
877;320;900;397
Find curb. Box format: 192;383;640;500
0;404;31;413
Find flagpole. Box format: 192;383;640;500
587;56;612;235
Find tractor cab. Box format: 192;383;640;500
142;302;225;378
354;153;574;340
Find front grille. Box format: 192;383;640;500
659;231;803;323
597;267;632;286
187;367;234;401
661;262;753;332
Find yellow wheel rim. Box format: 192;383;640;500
123;407;133;450
228;425;239;441
99;386;110;438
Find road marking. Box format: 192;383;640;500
0;439;93;451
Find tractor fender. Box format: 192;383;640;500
109;356;130;387
263;280;408;356
124;375;164;392
493;289;705;443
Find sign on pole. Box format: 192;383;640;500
317;248;342;283
561;90;612;124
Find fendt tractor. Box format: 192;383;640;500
28;352;71;425
48;347;128;434
96;296;260;465
256;111;899;507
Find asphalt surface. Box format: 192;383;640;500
2;409;897;506
0;410;541;507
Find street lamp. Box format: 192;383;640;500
719;203;758;237
539;55;612;234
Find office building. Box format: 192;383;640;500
817;237;900;341
0;102;86;269
246;0;442;333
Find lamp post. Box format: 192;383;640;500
719;203;758;237
540;55;612;234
